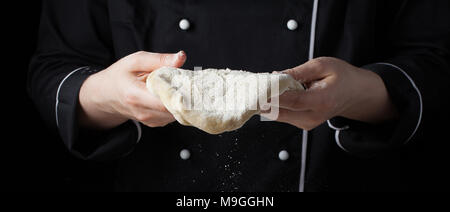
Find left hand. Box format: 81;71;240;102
266;57;398;130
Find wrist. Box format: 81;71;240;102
341;69;398;124
78;72;128;129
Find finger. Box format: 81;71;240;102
277;108;313;122
130;85;172;113
124;51;187;72
282;59;330;83
262;107;321;130
139;109;175;121
275;90;317;111
134;103;174;117
278;108;321;130
141;118;176;128
138;110;176;127
261;106;309;122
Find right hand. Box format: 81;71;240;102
78;51;187;129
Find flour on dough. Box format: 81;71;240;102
146;67;304;134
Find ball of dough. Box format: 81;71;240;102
146;67;304;134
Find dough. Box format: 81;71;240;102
146;67;304;134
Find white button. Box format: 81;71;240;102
180;149;191;160
179;19;191;31
278;150;289;161
287;19;298;31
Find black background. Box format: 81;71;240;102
3;0;115;192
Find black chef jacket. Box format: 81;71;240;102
28;0;450;192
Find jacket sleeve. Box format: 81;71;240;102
28;0;141;161
328;0;450;157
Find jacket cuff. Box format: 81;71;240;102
56;66;142;161
327;63;423;157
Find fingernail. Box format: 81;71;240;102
178;51;186;58
176;51;186;63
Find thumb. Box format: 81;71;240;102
282;60;328;83
124;51;187;72
158;50;187;68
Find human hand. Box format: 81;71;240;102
266;57;398;130
78;51;186;129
